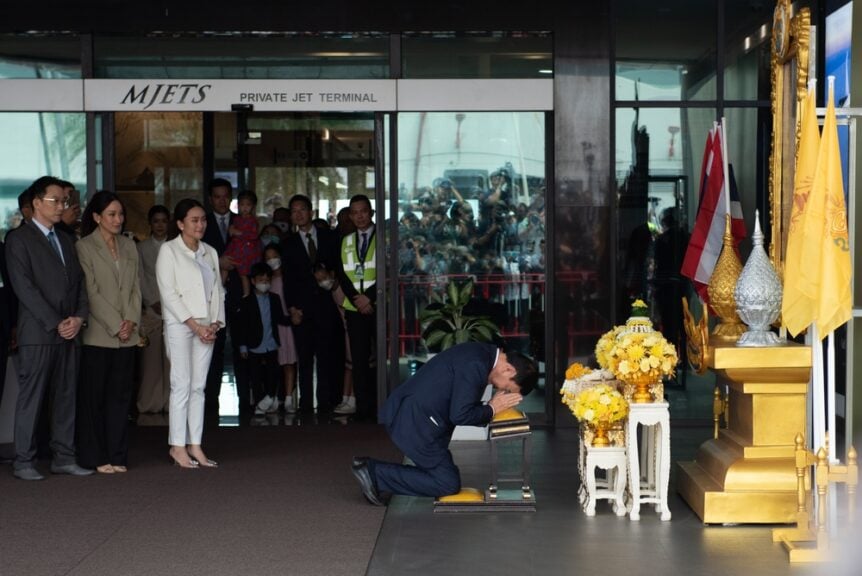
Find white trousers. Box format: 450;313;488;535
165;321;214;447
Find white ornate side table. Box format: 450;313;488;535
583;445;628;517
626;401;671;521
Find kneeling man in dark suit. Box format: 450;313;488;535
352;342;537;505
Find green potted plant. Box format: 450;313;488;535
419;278;501;353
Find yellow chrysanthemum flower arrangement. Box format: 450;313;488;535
606;330;678;386
565;383;628;427
594;325;626;370
564;361;592;381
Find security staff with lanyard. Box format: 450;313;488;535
337;194;377;420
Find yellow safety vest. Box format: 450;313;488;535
341;230;376;312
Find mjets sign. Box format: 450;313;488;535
120;83;212;110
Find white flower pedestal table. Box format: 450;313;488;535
626;401;671;521
582;444;628;517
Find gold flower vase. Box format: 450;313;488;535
624;372;656;403
591;423;611;447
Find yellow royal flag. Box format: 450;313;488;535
781;85;820;337
798;81;852;339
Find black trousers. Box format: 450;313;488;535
204;325;226;417
248;350;280;404
346;310;376;418
77;345;135;468
293;316;343;413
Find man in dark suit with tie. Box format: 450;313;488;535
351;342;537;504
0;239;17;411
5;176;92;480
201;178;247;420
281;194;344;415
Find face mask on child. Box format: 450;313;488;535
317;278;334;290
254;282;271;294
266;258;281;271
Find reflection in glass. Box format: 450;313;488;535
723;0;773;101
0;112;86;237
724;106;768;245
244;114;376;222
94;33;388;79
114;112;203;238
0;34;81;79
615;107;714;380
615;0;716;101
403;32;552;79
397;112;546;411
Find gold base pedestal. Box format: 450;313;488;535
677;341;812;524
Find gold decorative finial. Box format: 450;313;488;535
707;215;746;341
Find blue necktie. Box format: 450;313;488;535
48;230;64;264
359;232;368;261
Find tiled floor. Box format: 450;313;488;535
366;427;848;576
138;363;855;576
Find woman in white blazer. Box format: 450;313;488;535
156;198;225;469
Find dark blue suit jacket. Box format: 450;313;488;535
203;210;243;322
0;240;16;342
380;342;497;468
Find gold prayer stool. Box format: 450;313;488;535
434;408;535;512
677;341;812;523
772;433;858;563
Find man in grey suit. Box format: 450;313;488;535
6;176;93;480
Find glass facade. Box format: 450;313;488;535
614;0;717;101
0;112;87;237
724;0;774;101
0;33;82;78
396;111;547;414
612;0;777;420
94;33;389;79
113;111;203;237
402;32;552;78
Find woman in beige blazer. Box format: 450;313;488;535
76;191;142;474
156;198;225;469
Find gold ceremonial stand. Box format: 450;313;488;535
677;340;811;523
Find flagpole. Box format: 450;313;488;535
720;118;731;216
811;324;826;453
827;331;837;463
825;75;838;464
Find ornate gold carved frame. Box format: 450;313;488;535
769;0;810;275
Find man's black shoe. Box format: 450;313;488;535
352;456;369;468
351;460;384;506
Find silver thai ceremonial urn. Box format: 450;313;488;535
734;210;783;347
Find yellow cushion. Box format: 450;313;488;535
436;487;485;503
492;408;526;424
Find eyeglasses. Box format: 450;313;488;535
41;197;70;209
